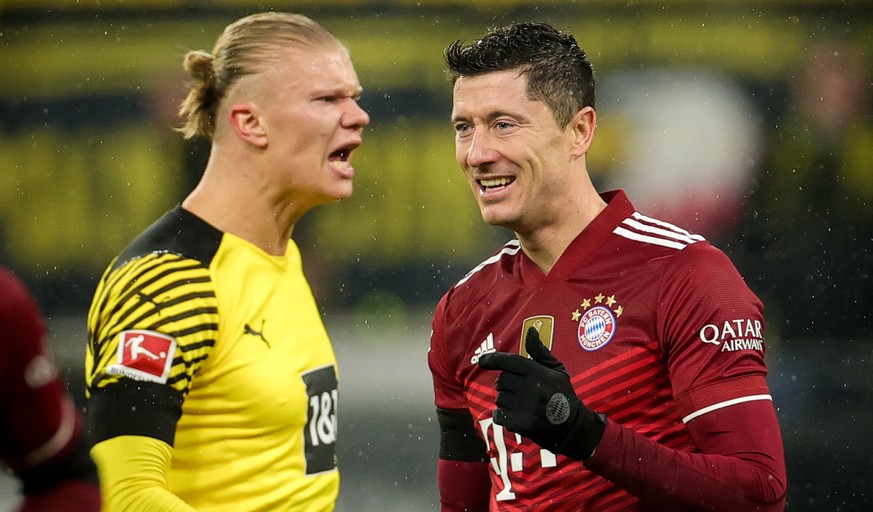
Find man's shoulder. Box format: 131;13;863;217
433;239;521;321
450;239;521;292
112;206;223;271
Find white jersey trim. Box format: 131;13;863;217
631;212;706;242
613;212;705;250
682;394;772;423
455;240;521;287
25;398;76;467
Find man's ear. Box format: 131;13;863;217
228;102;268;148
569;106;596;157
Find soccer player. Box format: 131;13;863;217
84;12;369;511
428;22;787;511
0;266;101;511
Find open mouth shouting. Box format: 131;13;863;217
328;141;361;175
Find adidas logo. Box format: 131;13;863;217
470;333;496;364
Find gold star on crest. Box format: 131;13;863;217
572;293;625;323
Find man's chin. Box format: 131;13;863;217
330;184;354;201
479;208;514;229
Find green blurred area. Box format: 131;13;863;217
0;1;868;314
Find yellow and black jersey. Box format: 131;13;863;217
85;206;339;511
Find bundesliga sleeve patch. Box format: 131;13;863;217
107;330;177;384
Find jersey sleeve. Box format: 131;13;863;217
428;292;468;411
430;293;492;511
587;400;786;509
657;243;772;421
91;435;196;511
581;243;785;509
85;252;219;446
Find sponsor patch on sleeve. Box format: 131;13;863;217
107;330;177;384
698;318;764;352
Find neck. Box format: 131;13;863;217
182;152;307;256
517;190;606;275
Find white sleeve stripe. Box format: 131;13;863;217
682;394;773;423
25;399;76;467
621;217;702;245
455;241;521;287
613;226;689;250
631;211;706;241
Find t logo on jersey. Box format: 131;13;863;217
519;316;554;357
107;330;176;384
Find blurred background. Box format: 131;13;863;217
1;0;871;510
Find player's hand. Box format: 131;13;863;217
477;327;606;461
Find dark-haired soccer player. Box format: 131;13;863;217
428;22;787;511
0;266;101;511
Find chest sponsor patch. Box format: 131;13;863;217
301;364;339;476
577;306;617;351
107;330;176;384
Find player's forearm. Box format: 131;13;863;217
586;413;786;511
100;482;196;512
91;436;196;512
438;459;490;512
436;409;491;511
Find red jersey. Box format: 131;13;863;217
0;266;101;511
0;267;78;474
429;190;783;510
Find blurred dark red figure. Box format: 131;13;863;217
0;266;100;512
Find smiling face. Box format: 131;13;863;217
251;46;370;209
452;69;586;234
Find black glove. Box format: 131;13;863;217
477;327;606;461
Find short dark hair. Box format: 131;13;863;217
445;22;595;127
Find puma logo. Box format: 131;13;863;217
244;320;271;349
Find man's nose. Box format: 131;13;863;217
465;128;498;167
344;100;370;129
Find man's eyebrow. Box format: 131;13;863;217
451;110;519;124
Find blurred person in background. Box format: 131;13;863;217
84;11;368;511
734;38;873;342
0;266;101;512
428;22;787;511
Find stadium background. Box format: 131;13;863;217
1;1;871;510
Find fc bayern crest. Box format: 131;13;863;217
577;306;616;351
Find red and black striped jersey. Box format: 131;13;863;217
429;190;776;510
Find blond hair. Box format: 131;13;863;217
177;12;343;140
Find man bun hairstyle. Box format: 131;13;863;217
178;50;218;140
445;22;595;128
177;12;343;140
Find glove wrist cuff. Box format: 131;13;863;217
560;411;607;461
